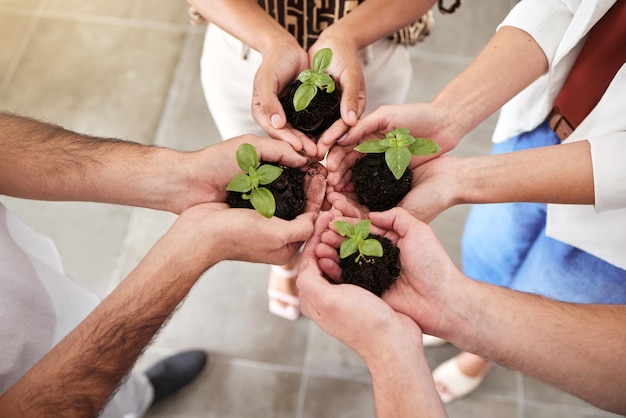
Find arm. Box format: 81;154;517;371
328;25;549;180
0;112;312;213
298;210;446;418
0;203;315;416
370;208;626;414
399;139;594;222
310;0;438;156
188;0;315;154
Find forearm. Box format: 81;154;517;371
450;140;594;206
188;0;298;54
318;0;437;51
447;279;626;414
367;341;446;418
0;224;218;416
0;113;205;213
430;26;548;141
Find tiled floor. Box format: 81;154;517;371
0;1;620;417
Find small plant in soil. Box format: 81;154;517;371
226;143;306;219
280;48;341;139
334;219;401;297
352;128;440;211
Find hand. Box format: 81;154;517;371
181;134;313;212
398;155;460;223
173;203;316;267
298;210;422;361
367;208;465;335
308;39;367;159
250;39;319;157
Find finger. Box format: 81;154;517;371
249;136;310;167
316;119;350;159
339;109;390;148
303;163;328;213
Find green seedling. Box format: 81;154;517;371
293;48;336;112
334;219;383;264
226;143;283;218
353;128;440;180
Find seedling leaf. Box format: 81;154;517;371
408;138;441;155
385;146;412;180
236;143;258;172
361;239;383;258
294;83;318;112
354;140;387;154
226;173;253;193
312;48;333;73
250;187;276;218
339;239;359;259
257;164;283;185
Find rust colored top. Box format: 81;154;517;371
554;0;626;128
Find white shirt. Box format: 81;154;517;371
0;203;151;417
493;0;626;269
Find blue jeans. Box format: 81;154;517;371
461;120;626;304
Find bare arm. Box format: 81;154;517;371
186;0;295;56
400;140;594;222
374;208;626;414
0;203;315;416
338;25;548;154
298;211;446;418
0;112;311;213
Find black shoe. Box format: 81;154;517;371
145;350;210;406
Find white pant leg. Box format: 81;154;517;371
200;25;413;140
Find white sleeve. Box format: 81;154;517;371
497;0;574;64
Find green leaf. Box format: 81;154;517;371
354;139;388;154
293;83;318;112
354;219;372;240
385;147;411;180
256;164;283;185
334;220;355;237
226;173;253;193
361;238;383;258
315;73;335;93
250;187;276;218
236;143;259;172
312;48;333;73
339;238;359;259
297;69;316;84
408;138;441;156
387;128;410;138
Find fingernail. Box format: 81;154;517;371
337;133;347;143
270;114;282;129
348;111;356;123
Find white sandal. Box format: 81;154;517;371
268;265;300;321
432;357;488;403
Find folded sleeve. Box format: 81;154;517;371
498;0;574;64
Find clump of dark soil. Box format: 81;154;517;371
226;162;306;220
280;79;341;139
337;234;401;297
352;153;412;211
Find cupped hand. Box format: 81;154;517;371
184;134;312;211
308;39;367;159
298;210;422;360
398;155;460;223
251;40;319;157
368;207;464;335
176;202;316;267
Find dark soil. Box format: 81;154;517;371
337;234;401;297
280;79;341;139
226;162;306;220
353;153;412;211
